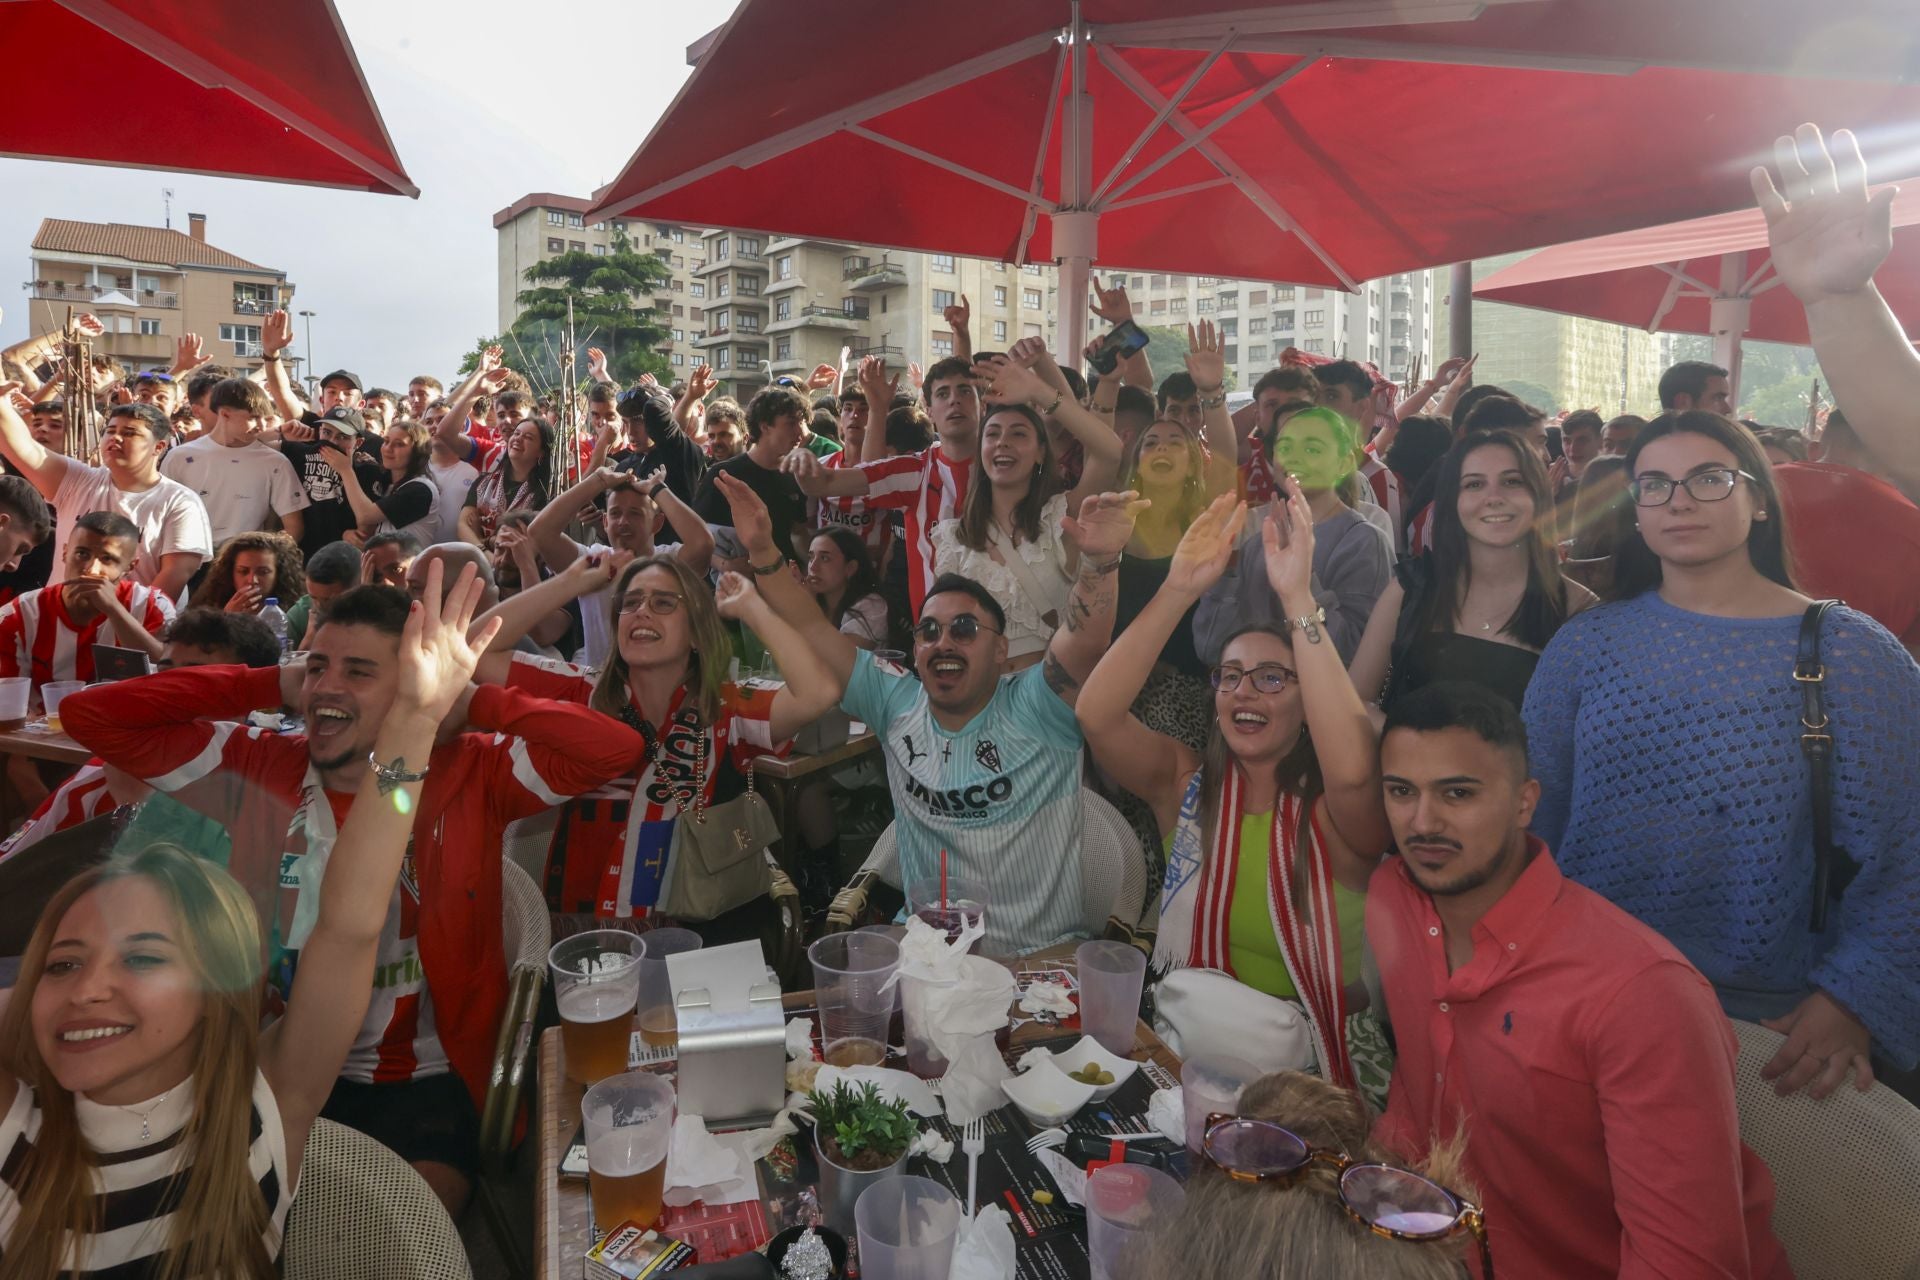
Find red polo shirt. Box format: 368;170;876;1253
1368;843;1790;1280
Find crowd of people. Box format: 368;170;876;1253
0;122;1914;1278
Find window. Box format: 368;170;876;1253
1023;264;1044;275
1219;319;1238;338
716;349;731;370
715;238;730;260
1149;299;1166;314
570;241;586;253
1197;298;1214;314
1275;310;1294;330
1248;317;1267;334
672;255;684;268
139;318;162;336
717;279;731;298
233;282;275;312
690;282;706;299
775;337;793;359
592;245;607;257
1250;345;1268;363
547;237;564;252
775;297;792;321
1022;289;1041;308
844;255;869;273
736;274;760;296
737;314;760;333
1305;288;1324;299
1023;322;1042;340
689;307;702;320
1224;345;1239;364
737;236;762;257
1170;298;1188;315
932;254;955;273
993;286;1007;307
776;255;793;280
593;221;607;231
1149;274;1167;289
672;278;684;292
1172;274;1188;285
1249;289;1268;306
672;229;685;243
671;328;684;341
1304;339;1325;354
1131;276;1145;289
933;289;956;312
547;210;564;225
932;335;954;358
993;320;1008;342
672;352;685;366
1277;287;1295;301
672;305;684;317
1303;310;1325;326
218;323;262;356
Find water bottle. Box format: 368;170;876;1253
260;597;289;656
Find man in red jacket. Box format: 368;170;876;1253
62;582;644;1213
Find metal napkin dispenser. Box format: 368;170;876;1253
669;943;786;1126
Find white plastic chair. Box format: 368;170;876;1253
284;1119;473;1280
1730;1018;1920;1279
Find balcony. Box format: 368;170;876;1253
1216;298;1238;314
768;235;855;253
97;332;175;361
768;354;807;375
766;273;807;295
31;281;178;309
844;261;908;291
770;304;869;334
849;342;907;366
232;297;278;316
735;355;766;372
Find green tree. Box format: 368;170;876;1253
489;228;672;391
1137;325;1236;392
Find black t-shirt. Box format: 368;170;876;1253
613;420;709;508
693;452;807;562
281;441;384;559
370;473;435;531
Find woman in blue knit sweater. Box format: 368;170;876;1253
1524;411;1920;1099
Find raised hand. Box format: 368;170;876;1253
262;310;294;356
714;469;775;550
396;559;499;722
1186;319;1225;392
943;293;971;335
1089;275;1133;325
479;345;505;375
687;363;718;401
1751;124;1897;305
713;570;762;621
857;355;899;410
909;360;924;392
1165;493;1248;597
1430;354;1471;387
478;367;513;394
807;362;840;391
1;382;32;417
564;547;633;593
1006;335;1047;368
1260;476;1317;609
67;312;105;341
976;354;1049;406
281;419;316;443
171;333;211;378
638;373;660;392
586;346;611;383
1062;490;1150;560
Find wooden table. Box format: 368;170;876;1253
755;731;879;883
535;962;1180;1279
0;721;92;766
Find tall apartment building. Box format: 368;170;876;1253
25;215;295;376
1431;255;1669;415
492;194;707;376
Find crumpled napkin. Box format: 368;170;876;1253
805;1063;943;1117
909;1127;955;1163
1014;1046;1055;1076
886;916;1017;1125
785;1017;816;1061
950;1206;1017;1280
1018;979;1076;1019
1146;1086;1185;1144
663;1115;743;1206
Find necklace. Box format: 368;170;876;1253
120;1085;181;1142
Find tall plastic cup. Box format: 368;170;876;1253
905;873;989;952
41;680;85;732
0;676;29;730
634;927;703;1051
581;1071;675;1235
855;1174;961;1280
550;930;646;1084
1181;1054;1262;1152
1086;1164;1185;1280
1076;941;1148;1054
808;931;900;1067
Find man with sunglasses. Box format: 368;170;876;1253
1369;682;1788;1279
733;467;1145;955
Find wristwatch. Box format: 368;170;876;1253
750;554;788;577
367;751;428;788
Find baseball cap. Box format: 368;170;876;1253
318;406;367;437
319;369;364;393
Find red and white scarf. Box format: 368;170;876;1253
1154;766;1355;1088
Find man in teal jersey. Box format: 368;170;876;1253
709;469;1143;954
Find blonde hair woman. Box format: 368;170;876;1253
0;561;494;1278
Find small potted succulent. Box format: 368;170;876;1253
808;1081;914;1236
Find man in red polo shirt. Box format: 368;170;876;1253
62;572;644;1214
1368;682;1790;1280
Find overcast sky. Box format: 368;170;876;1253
0;0;735;384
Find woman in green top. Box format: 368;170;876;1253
1077;484;1392;1095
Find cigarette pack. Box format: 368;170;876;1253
584;1224;697;1279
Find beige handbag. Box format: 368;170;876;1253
656;758;779;922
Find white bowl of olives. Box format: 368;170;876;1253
1048;1036;1140;1103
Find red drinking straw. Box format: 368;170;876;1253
940;848;949;911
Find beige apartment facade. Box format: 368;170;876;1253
26;214;294;376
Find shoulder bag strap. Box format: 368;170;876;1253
1797;600;1860;932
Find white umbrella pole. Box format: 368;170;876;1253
1057;0;1094;368
1711;251;1751;408
1057;212;1096;368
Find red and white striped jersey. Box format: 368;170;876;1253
818;448;892;562
0;759;115;862
0;580;173;688
852;446;972;613
1407;501;1435;556
342;845;449;1085
1360;455;1406;553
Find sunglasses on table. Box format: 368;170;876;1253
1204;1115;1494;1276
1628;467;1753;508
1208;662;1297;693
912;614;1000;645
618;589;685;616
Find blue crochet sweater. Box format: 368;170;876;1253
1523;592;1920;1068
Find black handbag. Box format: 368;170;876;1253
1796;600;1861;933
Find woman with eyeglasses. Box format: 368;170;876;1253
1079;484;1395;1098
469;474;849;942
1348;430;1594;716
1525;410;1920;1098
1133;1071;1487;1280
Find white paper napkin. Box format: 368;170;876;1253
950;1205;1018;1280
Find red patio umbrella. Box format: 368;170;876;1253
0;0;415;197
1474;186;1920;395
587;0;1920;361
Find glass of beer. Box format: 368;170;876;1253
550;930;646;1085
634;927;703;1052
41;681;85;734
581;1071;674;1236
0;677;30;731
807;931;900;1067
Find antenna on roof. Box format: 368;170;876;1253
163;188;174;229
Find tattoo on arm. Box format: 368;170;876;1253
1042;652;1080;696
1063;555;1119;633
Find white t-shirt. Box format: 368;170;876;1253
575;539;679;669
160;437;310;547
50;464;213;594
428;458;479;545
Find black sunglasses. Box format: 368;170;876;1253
912;615;1000;646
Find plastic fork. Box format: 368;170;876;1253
1025;1126;1168;1154
963;1118;986;1216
